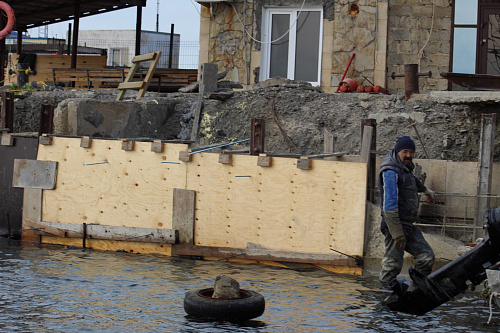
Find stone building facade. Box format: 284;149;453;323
197;0;453;94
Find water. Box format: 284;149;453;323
0;238;498;333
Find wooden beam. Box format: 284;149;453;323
475;113;496;239
172;244;359;267
24;220;178;244
172;188;196;244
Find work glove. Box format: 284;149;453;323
424;188;436;204
394;235;406;249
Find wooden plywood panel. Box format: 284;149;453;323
37;137;189;229
186;152;367;257
6;55;107;85
36;137;367;259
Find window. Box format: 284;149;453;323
260;7;323;86
111;48;122;66
452;0;478;74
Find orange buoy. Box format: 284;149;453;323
0;2;15;40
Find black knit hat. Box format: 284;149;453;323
394;136;415;153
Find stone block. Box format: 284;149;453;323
200;63;218;94
389;6;412;17
391;29;410;41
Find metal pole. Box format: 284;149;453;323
67;23;72;55
169;24;174;69
71;0;81;69
135;5;142;56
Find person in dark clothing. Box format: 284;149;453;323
378;136;436;287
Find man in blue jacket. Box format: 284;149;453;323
378;136;436;287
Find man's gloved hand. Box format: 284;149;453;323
394;235;406;249
424;188;436;204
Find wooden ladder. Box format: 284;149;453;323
116;51;162;101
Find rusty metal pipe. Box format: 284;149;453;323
391;64;432;99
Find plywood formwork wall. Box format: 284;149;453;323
36;137;368;257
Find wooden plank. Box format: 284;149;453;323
172;188;196;244
117;81;144;90
190;84;205;141
22;188;42;222
24;220;177;243
132;52;158;63
41;236;173;256
475;113;496;239
23;219;73;238
138;51;161;98
360;126;373;163
172;244;358;266
323;128;335;153
117;62;140;100
85;224;177;243
12;159;58;189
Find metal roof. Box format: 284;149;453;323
7;0;146;31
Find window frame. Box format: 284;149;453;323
260;6;323;86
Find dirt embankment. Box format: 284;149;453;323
197;82;490;162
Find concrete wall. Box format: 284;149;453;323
198;0;452;94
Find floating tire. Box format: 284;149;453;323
0;2;15;40
184;288;265;321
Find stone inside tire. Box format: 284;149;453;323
184;288;265;321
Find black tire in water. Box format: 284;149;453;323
183;288;265;321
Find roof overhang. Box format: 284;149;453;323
7;0;147;31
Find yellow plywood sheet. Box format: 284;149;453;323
37;137;367;259
37;137;188;229
186;153;367;257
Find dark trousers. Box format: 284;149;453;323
379;225;435;287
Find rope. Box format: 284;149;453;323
488;291;498;324
418;0;435;66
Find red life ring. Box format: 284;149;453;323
0;2;15;39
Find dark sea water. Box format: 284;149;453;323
0;237;498;333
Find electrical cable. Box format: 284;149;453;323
229;0;307;44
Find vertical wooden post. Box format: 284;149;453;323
323;128;335;153
474;113;496;239
16;30;22;55
361;119;377;203
250;118;265;156
0;91;14;132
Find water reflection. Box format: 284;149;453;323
0;238;498;332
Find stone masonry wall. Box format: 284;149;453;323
387;0;452;94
